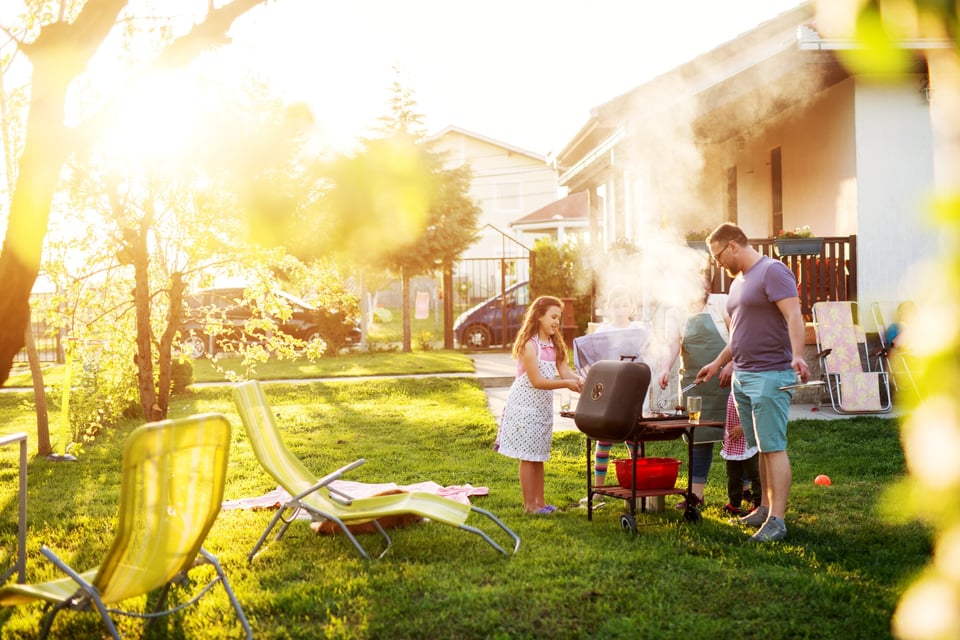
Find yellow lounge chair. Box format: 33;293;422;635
232;380;520;560
0;414;251;639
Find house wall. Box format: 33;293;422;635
693;80;857;240
700;75;937;327
431;130;558;260
853;75;938;324
725;79;857;238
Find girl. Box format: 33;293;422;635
573;286;652;495
496;296;583;514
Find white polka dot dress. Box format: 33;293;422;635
497;339;559;462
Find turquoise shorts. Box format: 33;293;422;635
732;370;795;453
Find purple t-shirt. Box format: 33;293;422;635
727;256;798;372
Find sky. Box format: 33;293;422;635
225;0;808;157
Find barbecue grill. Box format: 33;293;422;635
568;360;720;533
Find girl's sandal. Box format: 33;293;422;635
529;505;558;515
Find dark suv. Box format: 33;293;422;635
454;281;529;349
179;287;360;358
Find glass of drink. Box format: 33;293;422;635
687;396;702;424
560;390;572;412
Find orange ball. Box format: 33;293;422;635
814;474;832;486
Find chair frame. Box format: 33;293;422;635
233;380;520;560
871;301;918;397
0;414;252;639
813;302;892;415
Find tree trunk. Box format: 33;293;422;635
24;306;51;455
130;218;158;421
155;273;186;419
401;268;412;352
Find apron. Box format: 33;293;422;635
496;340;559;462
680;312;727;444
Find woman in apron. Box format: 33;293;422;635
658;278;731;509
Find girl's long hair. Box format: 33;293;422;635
511;295;569;364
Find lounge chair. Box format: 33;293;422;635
871;300;919;397
232;380;521;560
0;414;251;639
812;301;892;414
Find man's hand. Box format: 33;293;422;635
696;361;720;384
718;361;734;388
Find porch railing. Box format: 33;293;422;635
710;235;857;318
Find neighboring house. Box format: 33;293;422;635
511;190;590;247
553;1;944;326
429;126;559;300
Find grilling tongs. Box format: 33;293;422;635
679;381;700;395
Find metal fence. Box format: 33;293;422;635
15;311;61;364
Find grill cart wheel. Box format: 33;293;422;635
620;513;637;534
683;506;702;523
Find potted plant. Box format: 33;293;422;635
685;228;712;251
775;225;821;256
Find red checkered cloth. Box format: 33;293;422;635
721;393;758;461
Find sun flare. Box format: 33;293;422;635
101;72;203;164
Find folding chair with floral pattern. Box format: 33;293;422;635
813;301;892;414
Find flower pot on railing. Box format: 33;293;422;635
775;238;822;257
686;240;709;252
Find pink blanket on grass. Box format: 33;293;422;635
222;480;489;512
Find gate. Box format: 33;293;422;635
451;226;532;349
15;294;61;364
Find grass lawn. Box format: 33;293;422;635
0;355;928;639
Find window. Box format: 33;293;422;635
725;166;738;223
771;147;782;235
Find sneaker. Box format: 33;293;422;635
674;494;704;511
578;496;605;509
736;505;769;528
723;503;745;516
750;516;787;542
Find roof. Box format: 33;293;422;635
428;125;546;162
555;2;816;168
512;191;589;225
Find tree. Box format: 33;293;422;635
328;73;479;352
0;0;270;387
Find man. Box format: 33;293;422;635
696;223;810;542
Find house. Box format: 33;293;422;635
510;190;590;247
429;126;559;300
553;1;943;327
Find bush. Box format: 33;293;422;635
171;359;194;395
63;343;139;447
416;330;435;351
531;238;593;332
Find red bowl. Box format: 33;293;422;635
614;457;681;490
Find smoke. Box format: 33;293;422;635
576;17;834;401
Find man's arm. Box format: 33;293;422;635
775;296;811;382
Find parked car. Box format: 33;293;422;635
454;281;529;349
179;287;360;358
